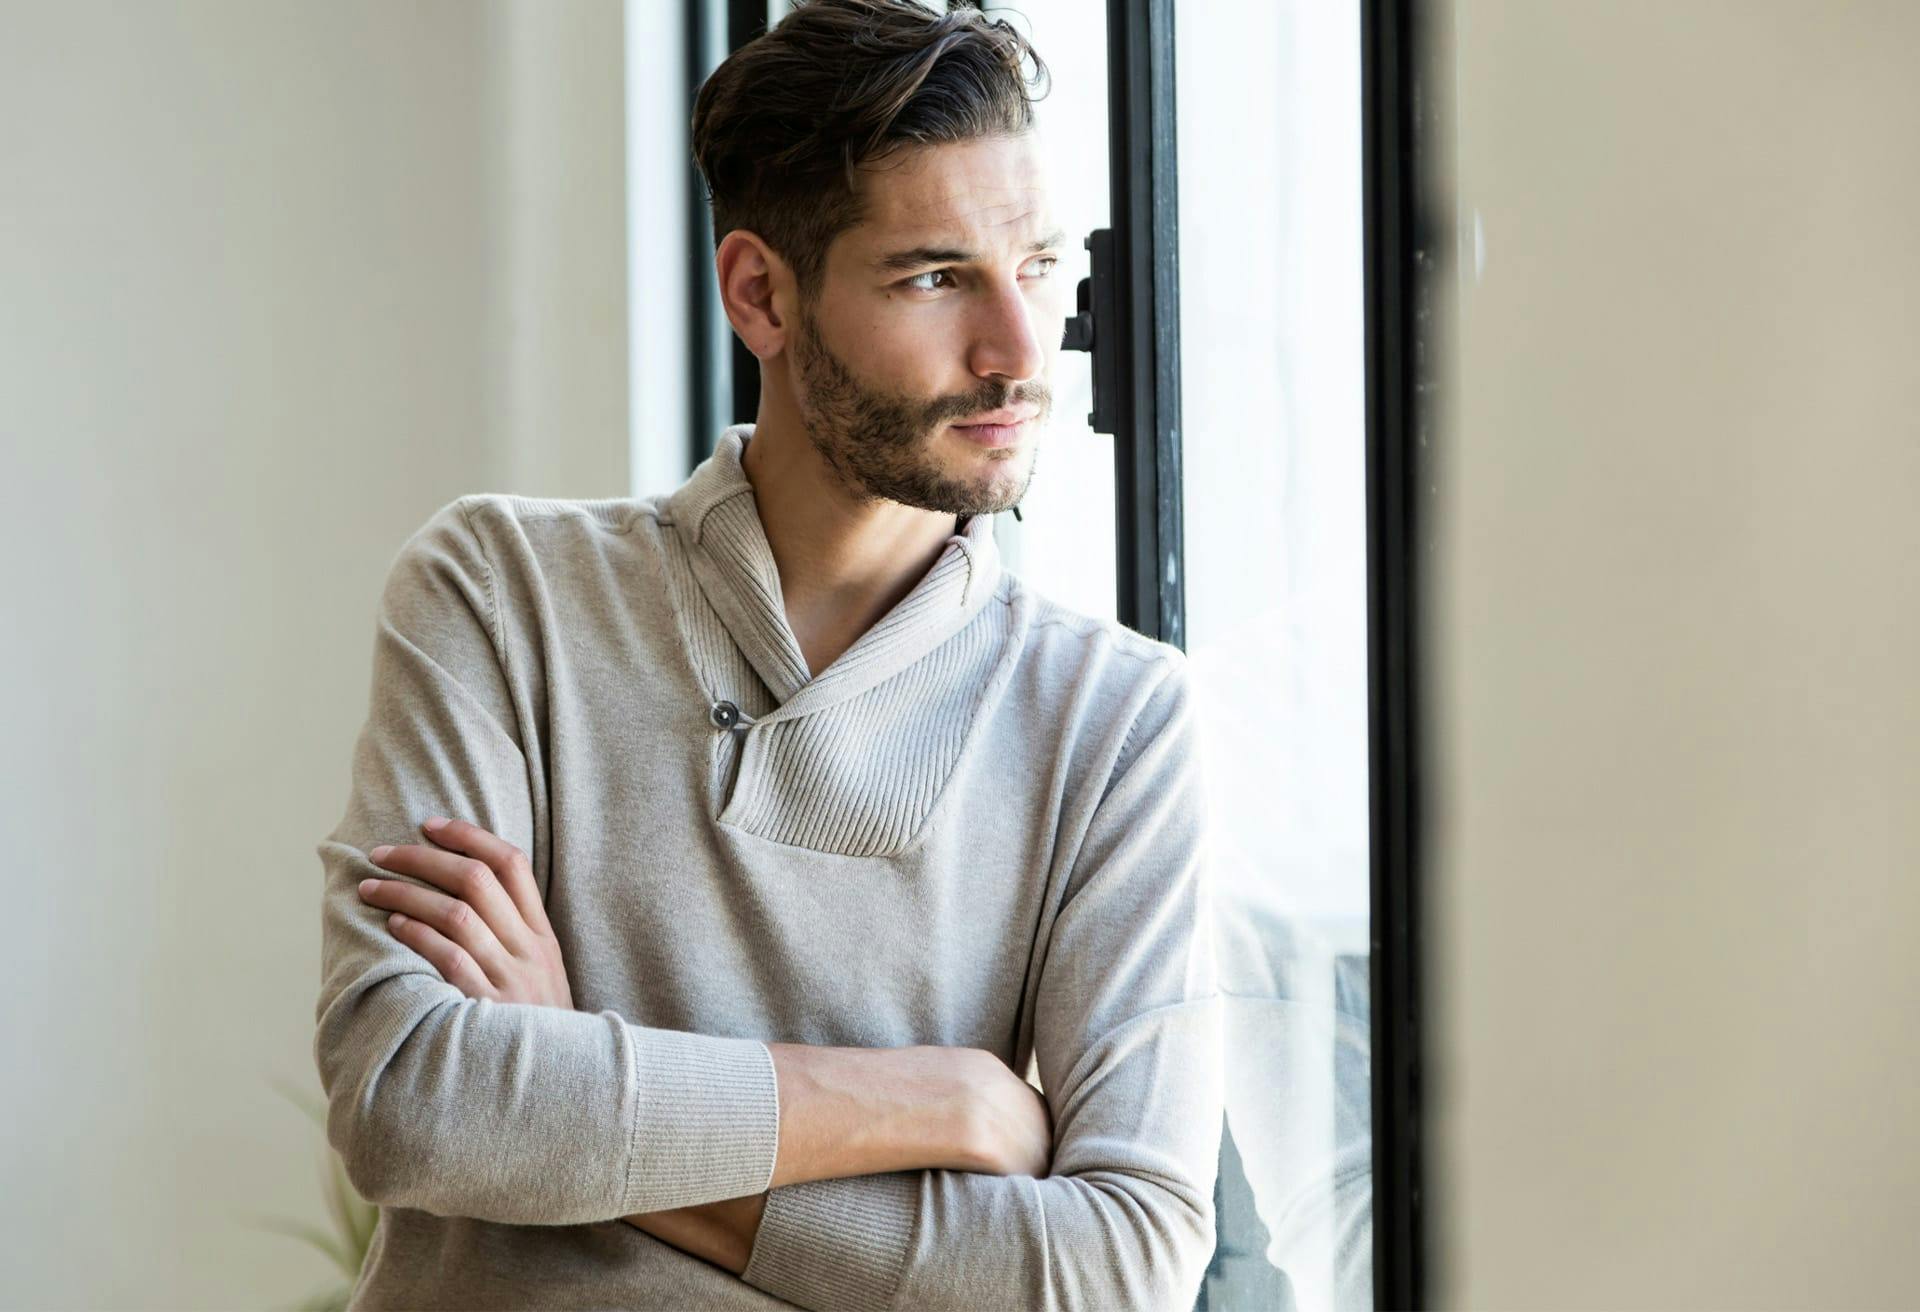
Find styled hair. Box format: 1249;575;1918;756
690;0;1050;298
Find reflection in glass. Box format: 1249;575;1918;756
1179;1;1374;1308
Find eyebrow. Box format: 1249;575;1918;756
873;227;1071;275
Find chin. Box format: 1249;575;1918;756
947;443;1026;478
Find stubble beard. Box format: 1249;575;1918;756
790;304;1049;517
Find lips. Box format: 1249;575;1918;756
955;408;1039;427
950;415;1031;448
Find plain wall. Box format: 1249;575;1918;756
1428;2;1920;1306
0;2;630;1305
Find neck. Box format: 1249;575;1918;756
739;392;961;675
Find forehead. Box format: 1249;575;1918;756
844;134;1055;255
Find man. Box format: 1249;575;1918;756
313;1;1224;1307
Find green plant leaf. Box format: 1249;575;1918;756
269;1071;328;1129
293;1280;353;1312
240;1209;360;1278
322;1146;377;1263
337;1159;378;1254
320;1146;356;1255
263;1066;373;1302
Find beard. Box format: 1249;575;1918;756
789;304;1050;517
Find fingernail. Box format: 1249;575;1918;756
422;816;449;831
358;879;376;894
369;845;393;862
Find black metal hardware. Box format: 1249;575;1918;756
1059;229;1120;438
1098;0;1184;648
1364;0;1434;1305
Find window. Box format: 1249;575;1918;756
980;0;1117;621
986;2;1380;1304
635;3;1420;1304
1176;3;1374;1308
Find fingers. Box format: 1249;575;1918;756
357;867;517;986
417;816;554;939
359;844;525;973
367;831;536;953
385;912;498;1001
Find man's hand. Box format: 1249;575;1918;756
953;1048;1055;1179
357;816;761;1269
357;815;574;1009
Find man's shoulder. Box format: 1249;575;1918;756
994;574;1193;774
992;575;1199;823
391;492;673;579
1001;572;1188;683
383;493;672;624
440;490;663;540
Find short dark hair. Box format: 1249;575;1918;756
690;0;1050;298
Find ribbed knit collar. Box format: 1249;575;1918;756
663;423;1004;725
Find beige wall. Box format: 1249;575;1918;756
0;1;628;1304
1430;2;1920;1306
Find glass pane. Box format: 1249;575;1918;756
980;0;1115;623
1177;1;1375;1308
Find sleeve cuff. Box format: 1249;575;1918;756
619;1026;782;1213
740;1169;921;1312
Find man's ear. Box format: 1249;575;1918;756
716;230;792;361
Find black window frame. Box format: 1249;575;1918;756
1361;0;1432;1304
686;0;770;469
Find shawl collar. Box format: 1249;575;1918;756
662;424;1003;726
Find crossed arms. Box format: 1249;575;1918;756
312;501;1224;1310
350;816;1052;1272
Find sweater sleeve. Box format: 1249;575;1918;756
739;657;1226;1311
312;498;782;1225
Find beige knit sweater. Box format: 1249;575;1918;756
313;424;1224;1310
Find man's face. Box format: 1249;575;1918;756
784;132;1068;516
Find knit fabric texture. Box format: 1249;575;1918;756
313;424;1225;1310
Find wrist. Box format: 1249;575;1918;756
764;1042;982;1185
869;1044;984;1169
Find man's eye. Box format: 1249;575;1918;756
903;259;1056;292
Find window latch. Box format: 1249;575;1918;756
1058;227;1118;436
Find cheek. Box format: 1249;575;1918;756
863;310;964;390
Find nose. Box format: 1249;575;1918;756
967;276;1048;386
